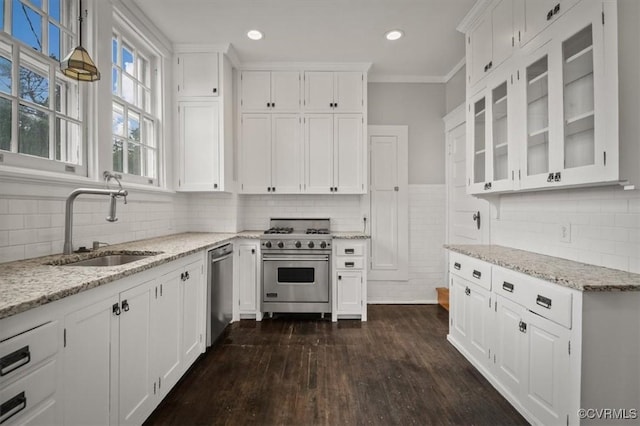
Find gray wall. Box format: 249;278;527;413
445;66;466;113
368;83;446;184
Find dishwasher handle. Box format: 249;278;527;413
210;253;233;263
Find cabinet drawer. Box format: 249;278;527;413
335;257;364;270
334;241;364;256
0;361;56;425
449;253;491;291
525;278;573;329
0;322;58;386
493;267;529;307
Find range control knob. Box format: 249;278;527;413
320;241;327;249
277;241;285;249
265;241;272;248
295;241;302;248
308;241;315;248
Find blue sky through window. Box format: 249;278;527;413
12;0;43;52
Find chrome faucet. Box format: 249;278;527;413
63;172;128;255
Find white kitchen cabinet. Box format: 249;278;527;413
177;101;221;191
447;251;640;425
304;71;364;113
240;71;301;112
519;1;617;190
181;261;205;369
0;320;59;426
234;241;261;320
151;272;181;400
332;240;367;321
176;52;219;97
494;295;527;400
60;254;205;426
520;0;582;46
304;114;364;194
63;295;117;426
118;281;154;426
467;66;518;194
523;311;571;426
239;113;302;194
175;51;233;193
467;0;517;87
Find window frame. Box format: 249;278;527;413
0;0;87;177
110;14;162;187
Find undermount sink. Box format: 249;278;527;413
48;251;162;267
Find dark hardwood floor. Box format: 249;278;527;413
144;305;527;426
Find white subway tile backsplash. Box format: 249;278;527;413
492;187;640;273
0;215;24;230
8;199;38;214
8;229;38;246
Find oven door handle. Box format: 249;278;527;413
262;256;330;262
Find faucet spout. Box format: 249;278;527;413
63;188;129;255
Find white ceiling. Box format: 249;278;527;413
132;0;475;80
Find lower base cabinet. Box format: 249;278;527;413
234;240;261;320
332;240;367;321
448;251;640;426
61;253;205;426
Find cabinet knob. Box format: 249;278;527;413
554;172;561;182
267;187;271;192
334;103;338;108
330;103;334;108
267;102;271;107
553;3;560;15
519;321;527;333
213;88;217;93
112;303;121;316
122;300;130;312
547;9;554;20
272;102;275;108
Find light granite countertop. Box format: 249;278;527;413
445;244;640;292
332;232;370;239
1;230;373;320
0;232;236;320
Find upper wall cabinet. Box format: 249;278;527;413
518;1;617;190
468;0;517;88
175;51;234;192
467;65;518;194
176;52;219;97
240;71;301;112
304;71;364;113
519;0;582;46
463;0;632;195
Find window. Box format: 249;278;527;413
0;0;84;175
111;24;159;185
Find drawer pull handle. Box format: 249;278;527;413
536;295;552;309
345;262;355;268
502;282;514;293
344;248;355;254
0;391;26;424
454;262;461;270
472;270;481;279
0;346;31;377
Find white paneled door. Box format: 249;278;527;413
367;126;408;281
446;117;490;245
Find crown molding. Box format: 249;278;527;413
368;74;445;83
442;103;466;131
443;58;466;83
239;62;373;72
457;0;493;33
172;43;233;54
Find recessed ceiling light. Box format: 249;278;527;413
247;30;263;40
385;30;404;41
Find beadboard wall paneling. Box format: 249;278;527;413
368;185;447;303
492;187;640;274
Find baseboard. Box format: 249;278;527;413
367;299;437;305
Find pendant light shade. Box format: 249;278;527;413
60;0;100;81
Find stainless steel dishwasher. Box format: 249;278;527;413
206;243;233;347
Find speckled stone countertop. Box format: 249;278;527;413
332;232;370;239
445;244;640;292
0;233;236;320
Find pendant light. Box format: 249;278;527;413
60;0;100;81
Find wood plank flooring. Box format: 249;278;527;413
144;305;527;426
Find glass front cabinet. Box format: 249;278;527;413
467;0;619;195
467;67;518;194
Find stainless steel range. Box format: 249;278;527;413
261;218;332;314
